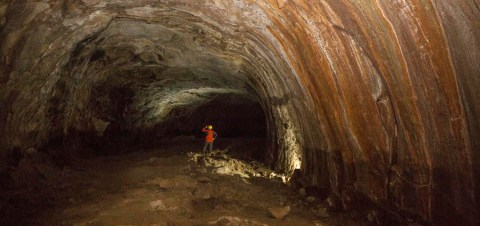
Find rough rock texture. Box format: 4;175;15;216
0;0;479;225
267;205;291;220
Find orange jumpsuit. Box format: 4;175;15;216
202;127;218;154
202;128;217;143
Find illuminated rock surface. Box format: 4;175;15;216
0;0;479;225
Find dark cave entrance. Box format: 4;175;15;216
38;17;275;171
105;92;268;163
56;84;269;164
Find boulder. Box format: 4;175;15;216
267;205;291;220
306;196;316;203
298;187;306;196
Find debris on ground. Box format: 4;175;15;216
267;205;291;220
208;216;268;226
299;187;307;196
0;139;366;226
306;196;316;203
188;150;286;181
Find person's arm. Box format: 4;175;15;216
202;127;208;133
213;131;218;139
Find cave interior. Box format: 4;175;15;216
0;1;479;225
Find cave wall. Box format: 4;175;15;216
261;1;479;225
0;0;479;225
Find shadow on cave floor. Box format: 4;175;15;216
0;137;365;226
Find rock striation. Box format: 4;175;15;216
0;0;479;225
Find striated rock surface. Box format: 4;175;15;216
0;0;479;225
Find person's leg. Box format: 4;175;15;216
209;142;213;152
202;142;208;154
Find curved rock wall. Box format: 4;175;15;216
0;0;478;225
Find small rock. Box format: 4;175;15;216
267;205;291;220
23;147;37;156
241;178;251;184
150;200;167;210
256;168;266;176
68;198;76;204
326;194;343;211
182;211;194;219
367;210;379;223
82;0;102;6
23;148;48;163
213;31;223;40
209;216;267;226
198;176;211;183
193;188;212;200
150;200;178;211
298;188;306;196
314;207;329;218
306;196;316;203
176;207;193;218
209;216;242;225
147;157;160;164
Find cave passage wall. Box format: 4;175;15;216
0;0;479;225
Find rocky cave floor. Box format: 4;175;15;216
0;138;365;226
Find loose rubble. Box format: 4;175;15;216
267;205;291;220
0;142;367;225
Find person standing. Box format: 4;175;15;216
202;125;218;155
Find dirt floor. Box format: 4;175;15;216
0;138;365;226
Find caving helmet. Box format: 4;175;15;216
207;125;213;130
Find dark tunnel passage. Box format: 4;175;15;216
41;17;272;161
1;1;480;225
